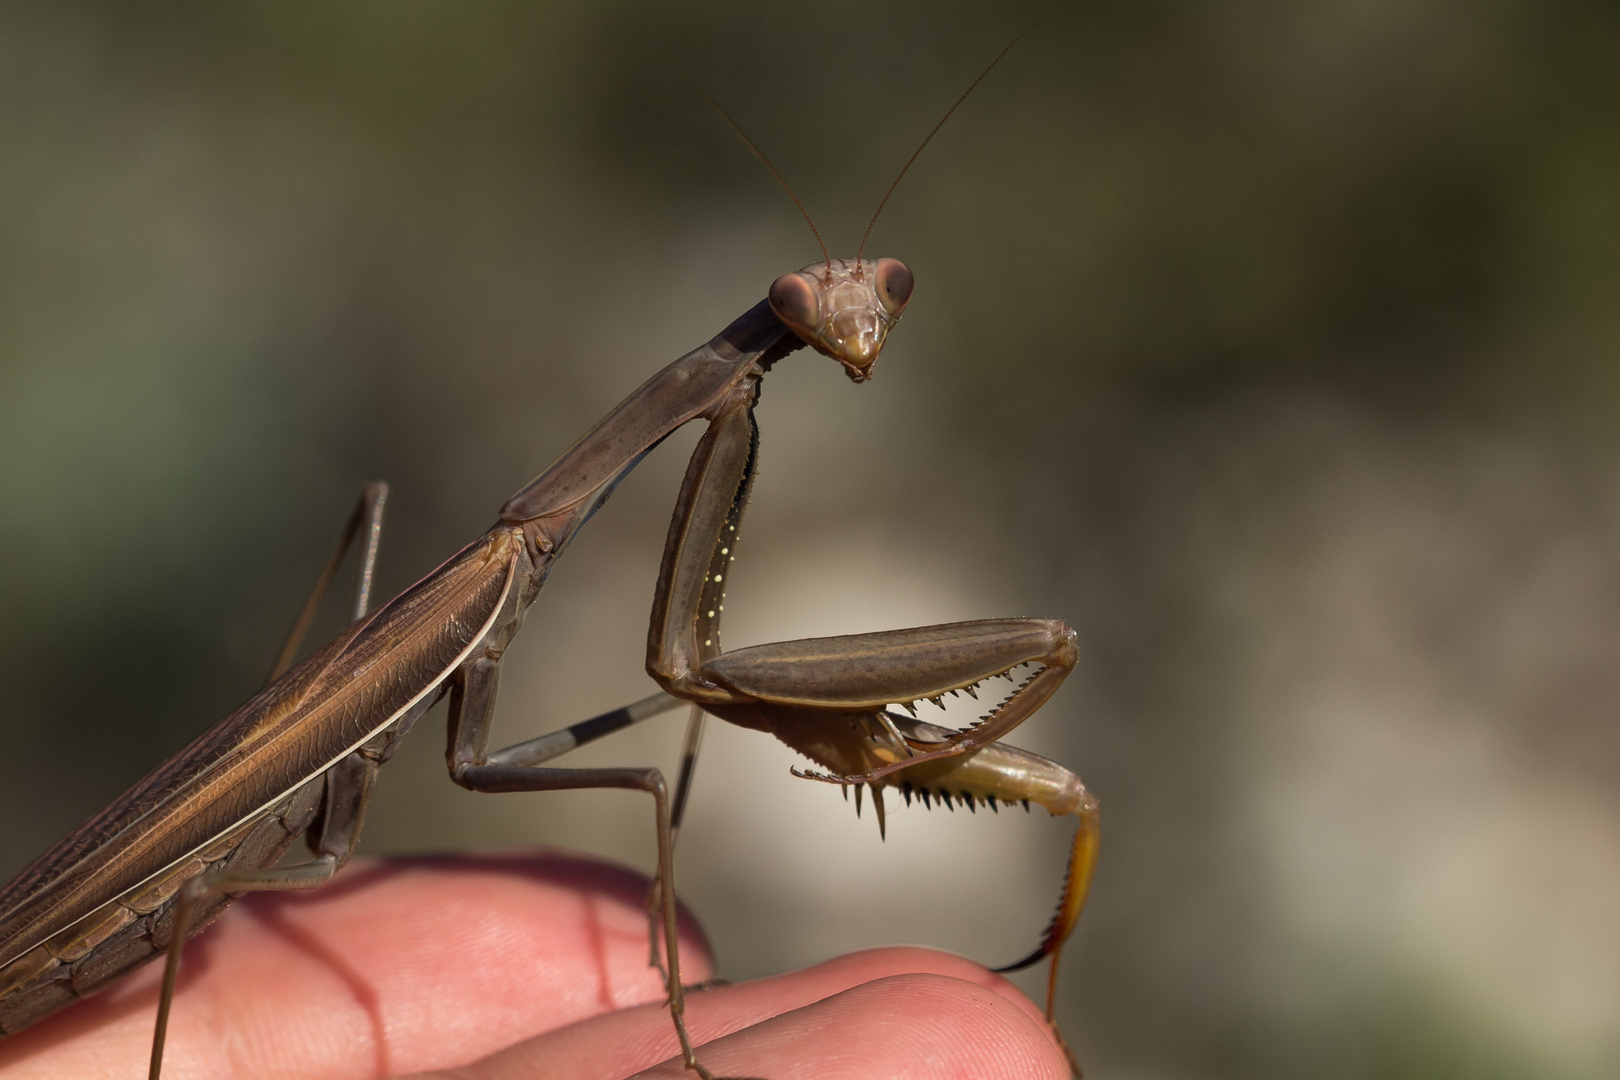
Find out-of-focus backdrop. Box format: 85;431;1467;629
3;2;1619;1077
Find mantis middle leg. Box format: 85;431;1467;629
445;660;730;1079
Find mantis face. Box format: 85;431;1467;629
768;257;913;382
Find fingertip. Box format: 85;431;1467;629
756;946;1053;1031
635;972;1069;1079
406;946;1068;1080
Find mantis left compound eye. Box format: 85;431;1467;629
874;257;913;316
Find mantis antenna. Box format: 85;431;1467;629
856;24;1034;264
702;25;1029;279
698;86;832;274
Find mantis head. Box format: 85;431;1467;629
769;257;913;382
711;28;1019;382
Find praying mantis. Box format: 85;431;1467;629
0;39;1099;1080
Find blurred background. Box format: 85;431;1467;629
3;1;1619;1077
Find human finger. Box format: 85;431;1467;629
0;851;711;1080
406;946;1062;1080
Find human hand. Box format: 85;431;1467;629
0;852;1070;1079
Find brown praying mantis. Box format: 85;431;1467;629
0;42;1100;1080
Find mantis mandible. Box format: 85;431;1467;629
0;39;1100;1080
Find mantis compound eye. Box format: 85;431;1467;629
875;258;913;317
769;272;820;333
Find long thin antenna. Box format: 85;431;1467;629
857;24;1034;263
698;86;831;269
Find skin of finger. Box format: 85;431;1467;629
631;974;1069;1080
404;946;1058;1080
0;852;712;1080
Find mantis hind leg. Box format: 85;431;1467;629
148;483;391;1078
148;859;336;1080
446;662;742;1079
264;480;389;684
146;750;379;1079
